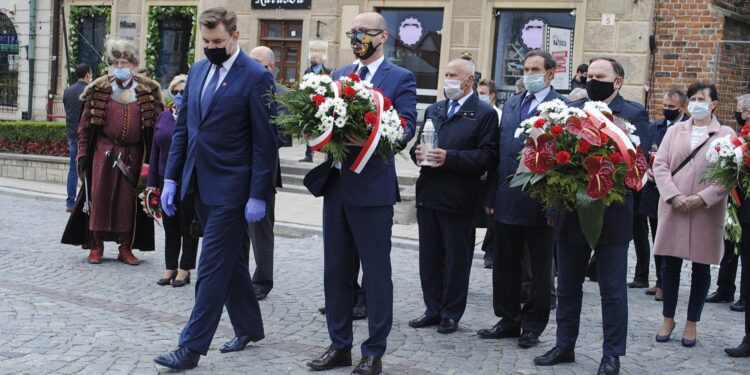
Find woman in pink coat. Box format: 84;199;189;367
652;82;735;347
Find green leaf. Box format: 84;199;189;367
574;186;605;250
509;171;532;189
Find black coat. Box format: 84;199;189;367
409;93;499;215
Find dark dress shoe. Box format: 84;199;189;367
627;280;648;288
437;319;458;334
156;272;176;286
477;321;520;339
219;335;263;353
351;356;382;375
408;314;440;328
597;355;620;375
518;330;540;348
705;290;734;303
645;286;658;295
725;340;750;357
153;345;200;370
254;286;269;301
318;307;326;315
655;321;676;343
730;298;746;312
533;346;575;366
172;272;191;288
681;336;697;347
307;346;352;371
483;254;494;269
352;303;367;320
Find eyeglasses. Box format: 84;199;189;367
171;90;184;96
345;29;384;39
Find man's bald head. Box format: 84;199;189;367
447;58;475;77
353;12;387;31
250;46;275;67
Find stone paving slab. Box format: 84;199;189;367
0;194;748;374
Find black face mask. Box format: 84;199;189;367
204;41;233;66
737;111;747;126
663;108;681;122
578;75;587;83
350;37;380;61
586;78;617;102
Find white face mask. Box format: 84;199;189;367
444;79;463;100
688;101;712;120
523;73;547;94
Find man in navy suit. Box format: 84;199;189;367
304;11;416;375
477;50;564;348
534;57;649;375
407;58;498;334
153;8;278;370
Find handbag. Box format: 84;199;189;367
671;132;715;176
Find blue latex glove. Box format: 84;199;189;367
245;198;266;222
161;180;177;217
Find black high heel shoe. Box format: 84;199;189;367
655;321;676;343
157;271;177;286
172;272;191;288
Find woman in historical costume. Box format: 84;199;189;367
62;38;163;265
147;74;198;287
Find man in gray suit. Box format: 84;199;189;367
62;64;91;211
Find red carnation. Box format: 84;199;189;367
743;125;750;133
364;112;378;127
399;117;407;129
555;151;571;165
312;95;326;106
600;132;609;144
347;73;361;82
744;156;750;168
374;88;383;94
551;125;564;137
155;211;162;219
577;140;591;154
609;152;623;164
150;197;159;207
533;118;546;128
383;97;393;111
732;137;743;147
344;86;357;98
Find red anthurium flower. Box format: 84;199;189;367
609;152;623;164
600;132;609;144
343;86;357;98
347;73;361;82
577;139;591;154
551;125;564;137
383;97;393;111
555;151;571;165
523;134;557;173
364;112;378;127
150;197;159;207
625;147;649;190
534;118;546;128
566;116;602;146
732;137;744;147
584;155;615;199
312;95;326;106
744;156;750;168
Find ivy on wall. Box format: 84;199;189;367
144;6;197;76
67;6;111;85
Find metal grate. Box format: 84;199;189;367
0;12;18;111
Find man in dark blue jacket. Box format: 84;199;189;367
303;11;417;375
476;50;564;348
534;57;649;375
639;88;689;300
407;58;498;334
62;64;91;211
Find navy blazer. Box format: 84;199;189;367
489;88;567;226
409;93;499;214
165;50;278;207
303;58;417;207
557;95;649;245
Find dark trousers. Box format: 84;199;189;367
556;241;628;357
66;137;78;208
493;223;554;334
660;256;710;322
323;175;393;357
742;226;750;337
417;208;475;321
179;200;264;355
159;178;198;270
246;194;276;293
632;194;651;283
715;239;746;299
649;217;665;288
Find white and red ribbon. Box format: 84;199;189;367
349;90;384;174
586;109;647;190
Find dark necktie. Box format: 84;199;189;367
520;94;534;119
358;65;369;81
201;64;222;118
447;100;460;117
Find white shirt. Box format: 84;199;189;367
356;55;384;82
201;46;241;99
522;86;552;114
690;125;708;148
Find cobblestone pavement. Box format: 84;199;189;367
0;194;747;374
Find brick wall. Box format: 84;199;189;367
649;0;750;125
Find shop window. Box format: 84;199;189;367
492;9;576;101
154;15;192;86
0;12;18;111
379;8;443;106
260;20;302;85
76;13;107;79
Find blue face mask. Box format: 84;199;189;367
172;93;183;110
479;95;491;105
523;73;547;94
113;67;131;81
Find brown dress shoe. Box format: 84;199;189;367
117;248;140;265
654;288;663;301
87;249;103;264
307;346;352;371
351;356;382;375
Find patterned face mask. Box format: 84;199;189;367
349;30;383;60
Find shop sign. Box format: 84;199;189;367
251;0;312;9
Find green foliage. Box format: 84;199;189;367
145;6;197;76
67;6;111;85
0;121;66;141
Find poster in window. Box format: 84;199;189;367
545;26;573;91
398;16;424;48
